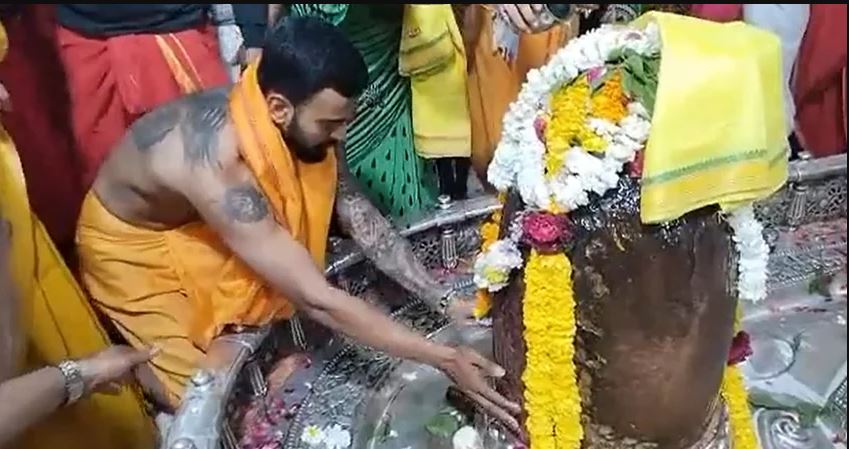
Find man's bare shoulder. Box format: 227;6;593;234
127;87;241;177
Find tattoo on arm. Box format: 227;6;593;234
223;184;270;223
180;88;231;168
335;160;449;307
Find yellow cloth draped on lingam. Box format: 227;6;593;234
635;12;788;223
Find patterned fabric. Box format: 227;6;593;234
601;4;691;24
288;4;437;219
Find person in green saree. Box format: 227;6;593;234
275;5;439;219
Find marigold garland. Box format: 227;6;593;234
544;77;605;178
522;251;583;449
721;308;758;449
591;71;628;123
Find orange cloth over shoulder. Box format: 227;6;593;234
76;63;337;401
466;5;576;183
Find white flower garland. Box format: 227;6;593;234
474;22;770;304
727;205;770;303
487;24;660;212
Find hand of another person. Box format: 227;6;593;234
497;4;551;34
438;346;522;434
78;346;159;394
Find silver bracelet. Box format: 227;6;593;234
56;360;86;406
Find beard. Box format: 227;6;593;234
284;121;331;164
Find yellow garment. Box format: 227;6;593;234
635;12;788;223
76;63;338;402
0;23;155;449
401;4;471;159
466;5;576;183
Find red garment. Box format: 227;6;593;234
793;4;848;157
0;6;83;253
690;4;743;23
56;23;229;191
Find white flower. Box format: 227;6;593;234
473;240;523;292
452;426;483;449
301;425;325;446
727;205;769;303
323;425;351;449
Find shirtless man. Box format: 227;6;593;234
76;16;520;428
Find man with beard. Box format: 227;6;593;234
76;16;520;429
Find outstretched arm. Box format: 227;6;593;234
333;151;453;311
173;160;519;430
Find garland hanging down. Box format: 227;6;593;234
470;20;769;449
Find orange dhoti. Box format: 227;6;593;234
466;6;577;184
76;64;338;404
56;24;230;192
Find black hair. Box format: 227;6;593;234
258;16;369;105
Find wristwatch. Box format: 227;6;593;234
56;360;86;406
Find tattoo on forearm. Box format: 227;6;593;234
223;185;270;223
335;170;448;305
130;104;180;152
180;88;230;168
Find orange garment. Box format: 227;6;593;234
466;6;576;184
56;23;229;194
0;21;155;449
76;64;338;403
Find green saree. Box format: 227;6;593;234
288;4;437;219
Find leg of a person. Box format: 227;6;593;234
435;158;455;198
55;26;131;192
102;290;203;407
451;157;471;200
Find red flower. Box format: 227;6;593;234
727;331;753;366
534;116;547;143
629;150;644;179
522;212;572;253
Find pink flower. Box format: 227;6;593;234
533;116;547;143
587;66;606;84
629;150;644;179
727;331;753;366
522;212;572;253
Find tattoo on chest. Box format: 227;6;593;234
223;184;270;223
180;88;230;168
130;104;180;152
